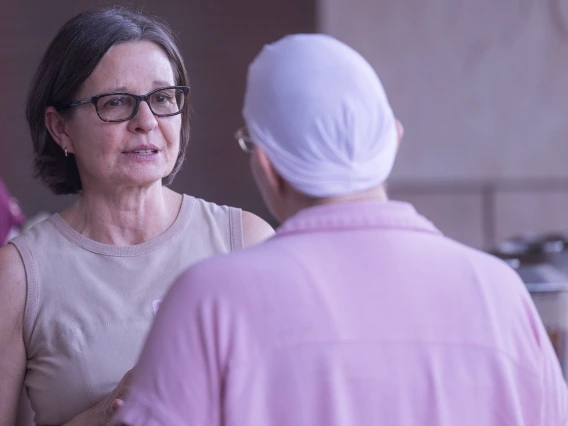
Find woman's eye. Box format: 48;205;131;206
153;92;173;103
104;97;125;108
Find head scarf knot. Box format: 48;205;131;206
243;34;397;197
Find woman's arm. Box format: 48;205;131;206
15;388;35;426
0;245;27;426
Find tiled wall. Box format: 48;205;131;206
320;0;568;249
388;180;568;249
387;186;487;248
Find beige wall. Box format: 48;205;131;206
319;0;568;248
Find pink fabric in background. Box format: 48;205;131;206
0;178;25;245
112;200;568;425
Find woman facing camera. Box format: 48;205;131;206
0;8;273;426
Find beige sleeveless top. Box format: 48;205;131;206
9;195;243;425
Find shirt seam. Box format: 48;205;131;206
8;238;40;353
229;207;243;252
49;195;195;257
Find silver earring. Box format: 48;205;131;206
64;148;68;157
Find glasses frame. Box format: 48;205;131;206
57;86;190;123
234;126;255;153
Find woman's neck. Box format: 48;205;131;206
60;184;182;246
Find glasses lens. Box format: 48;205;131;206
96;94;137;121
236;128;255;153
240;139;255;153
149;88;186;116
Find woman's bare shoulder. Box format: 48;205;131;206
241;211;275;248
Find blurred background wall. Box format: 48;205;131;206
320;0;568;249
1;0;568;249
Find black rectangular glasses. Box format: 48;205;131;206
57;86;190;122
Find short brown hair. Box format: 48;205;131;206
26;7;190;194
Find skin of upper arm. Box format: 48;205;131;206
241;211;275;248
0;244;28;426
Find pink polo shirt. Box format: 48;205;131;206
112;200;568;426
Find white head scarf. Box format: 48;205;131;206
243;34;398;198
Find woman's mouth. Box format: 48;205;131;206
129;149;158;155
123;146;161;160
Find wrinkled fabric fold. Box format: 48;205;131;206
243;34;397;197
111;393;185;426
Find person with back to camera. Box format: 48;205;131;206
111;34;567;426
0;7;273;426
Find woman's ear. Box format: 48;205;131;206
45;106;75;155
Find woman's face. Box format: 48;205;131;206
64;41;182;191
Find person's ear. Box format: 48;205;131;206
395;119;404;149
254;148;287;197
45;107;76;155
